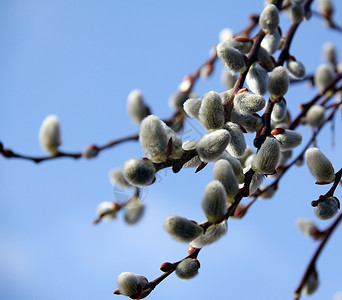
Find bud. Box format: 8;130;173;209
163;215;203;243
216;43;247;75
261;28;281;55
127;90;150;124
305;147;335;183
220;38;253;54
289;3;304;23
259;4;279;34
219;28;234;42
123;158;155;187
305;105;325;128
191;221;228;248
225;122;247;158
252;138;280;174
271;129;302;150
279;149;292;166
318;0;333;16
246;63;269;95
213;160;239;201
259;184;277;199
271;99;287;122
286;60;306;80
296;218;318;238
230;110;263;133
219;89;234;104
249;171;265;195
314;64;334;92
124;195;145;225
116;272;148;299
238;146;254;167
39;115;61;155
314;196;340;220
218;151;245;184
233;91;266;114
268;66;289;100
96;201;118;221
221;68;237;89
109;168;133;189
183;97;202;119
258;46;275;71
199;91;225;131
169;91;189;111
201;180;228;222
175;258;200;280
197;129;231;162
301;269;319;296
82;144;99;159
323;42;337;66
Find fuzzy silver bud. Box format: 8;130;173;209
268;66;289;100
258;46;275;71
225;122;247;158
39;115;61;155
305;147;335;183
201;180;228;222
213;160;239;201
286;60;306;80
169;91;189;111
219;28;234;42
252;138;280;174
123;159;155;187
271;99;287;122
217;43;247;74
109;168;133;189
197;129;231;162
305;105;325;127
127;90;150;124
230;110;263;133
271;129;302;150
259;4;279;34
191;221;228;248
221;68;237;89
296;218;318;238
290;3;304;23
163;215;203;243
124;195;145;225
96;201;118;221
234;91;266;114
246;63;269;95
218;151;245;184
261;29;281;55
116;272;148;298
301;270;319;296
314;197;339;220
323;42;337;66
199;91;225;130
175;258;200;280
314;64;334;92
183;97;202;119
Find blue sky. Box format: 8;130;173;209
1;1;342;300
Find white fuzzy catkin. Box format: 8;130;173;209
127;89;149;123
183;97;202;119
161;122;184;159
169;91;189;111
96;201;117;221
219;28;234;42
259;4;279;34
201;180;228;222
175;258;200;280
271;99;287;122
258;46;275;71
233;91;266;114
238;146;254;167
286;60;306;80
39;115;61;155
305;147;335;183
318;0;333;14
122;158;155;187
218;151;245;184
213;160;239;200
290;3;304;23
296;218;317;238
220;38;253;54
246;63;269;95
323;42;337;65
314;64;334;92
199;91;225;131
279;149;292;166
305;105;325;127
163;215;203;243
230;110;263;133
196;129;231;162
268;66;289;100
191;221;228;248
225;122;247;158
301;271;319;296
124;195;145;225
139;115;169;162
216;43;246;74
220;89;234;104
252;138;280;174
117;272;148;298
272;129;302;150
109;168;133;189
261;29;281;55
314;197;340;220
